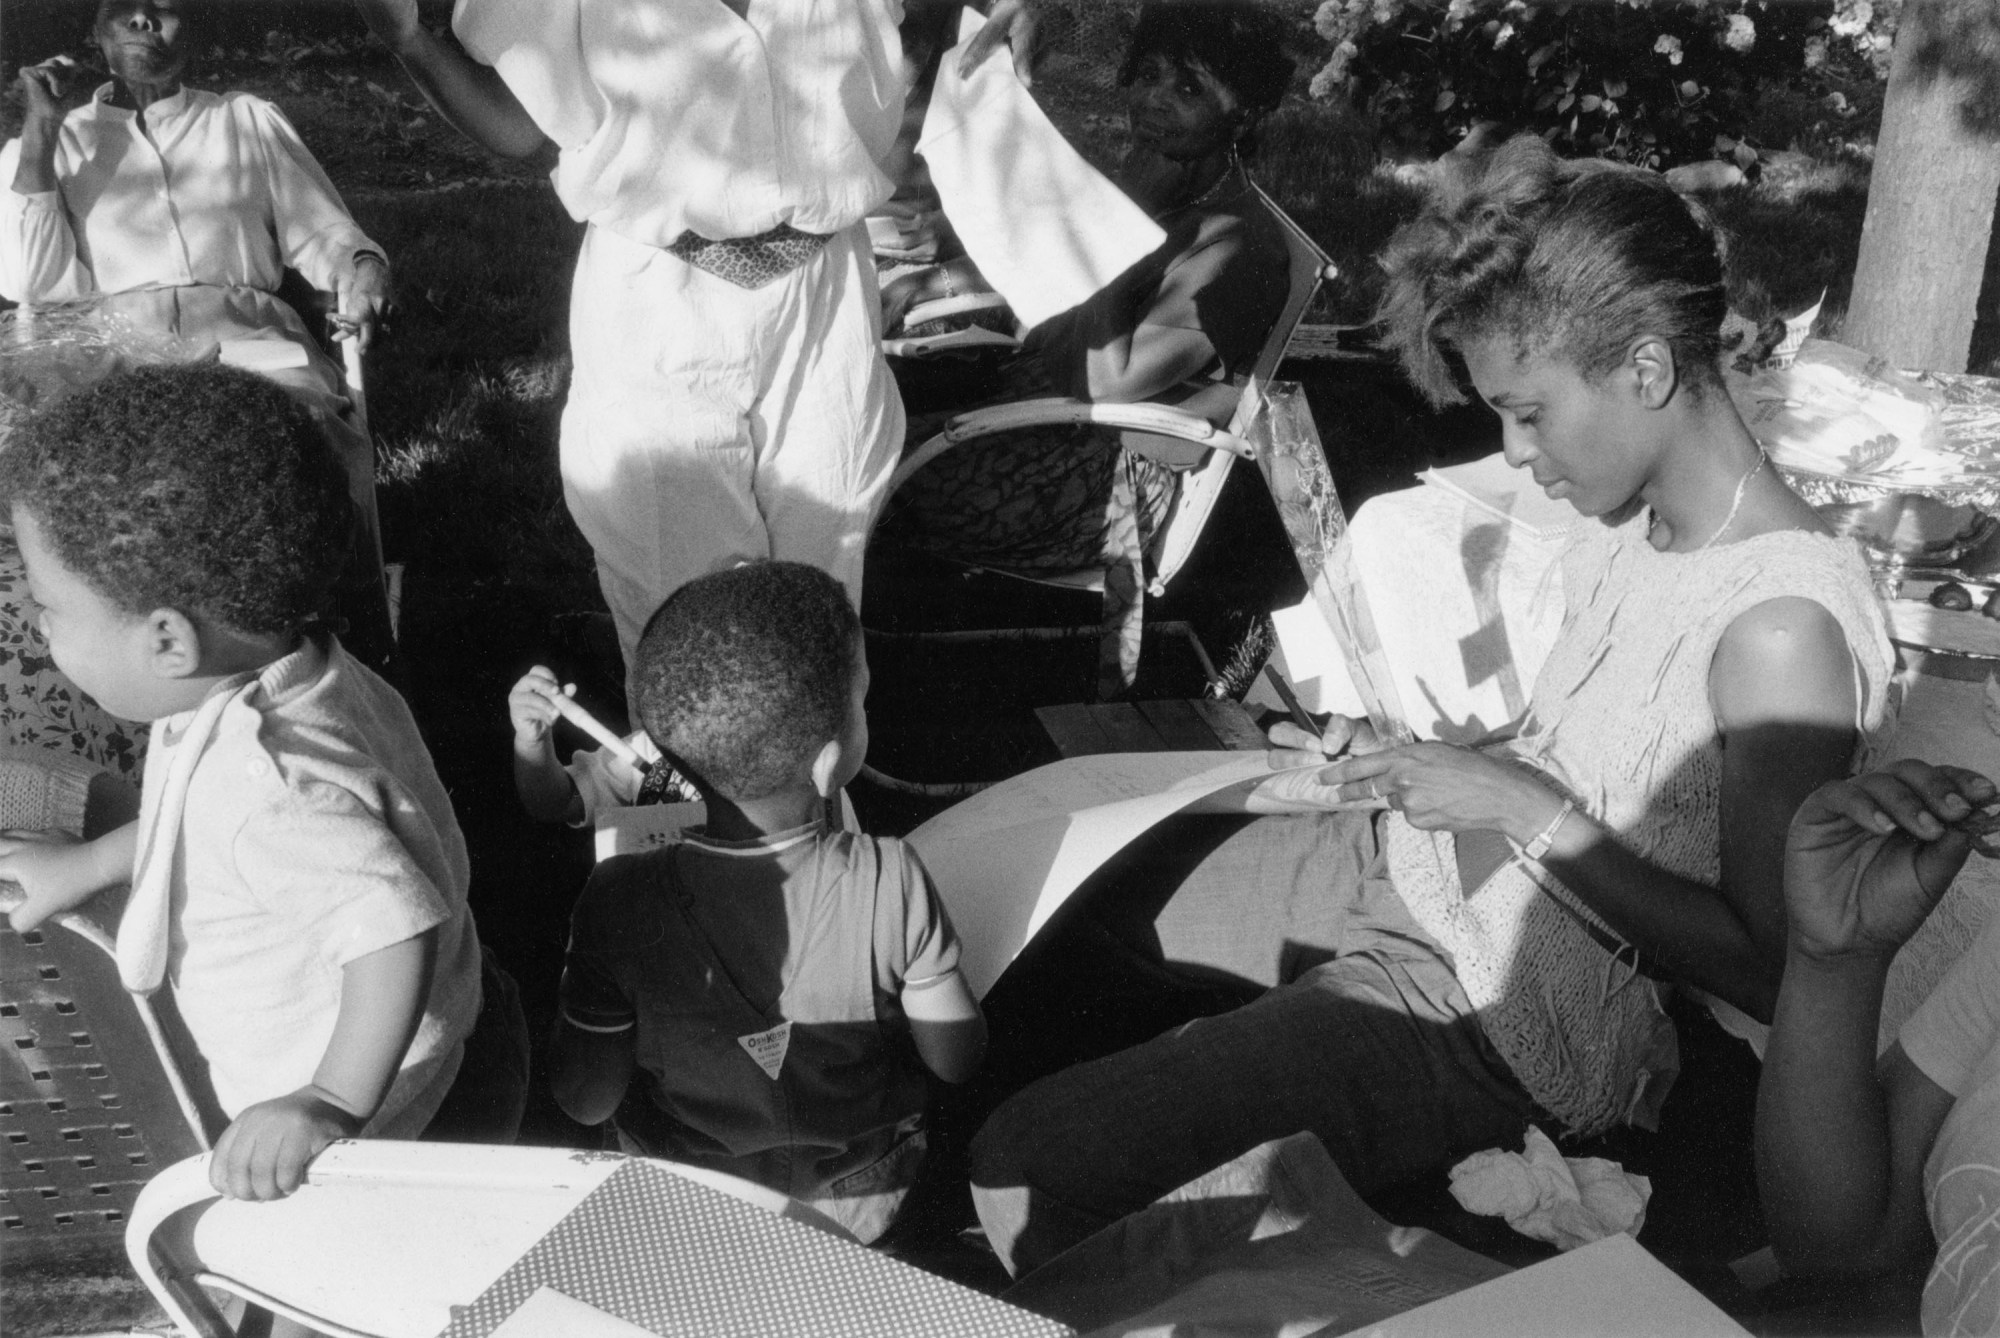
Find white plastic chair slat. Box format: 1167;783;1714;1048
890;399;1243;498
341;337;368;436
193;1272;383;1338
945;398;1220;444
125;1156;240;1338
0;886;220;1151
902;291;1013;327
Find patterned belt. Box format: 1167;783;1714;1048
665;223;833;290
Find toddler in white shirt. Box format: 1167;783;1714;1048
0;364;523;1202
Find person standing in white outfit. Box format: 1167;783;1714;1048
348;0;1041;697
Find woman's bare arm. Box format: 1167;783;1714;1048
1312;596;1860;1022
1540;596;1859;1018
1764;996;1951;1274
1048;237;1238;403
1759;766;1986;1275
10;62;72;196
350;0;547;159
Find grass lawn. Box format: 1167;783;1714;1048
0;7;1983;1330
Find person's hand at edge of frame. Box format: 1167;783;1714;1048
1783;760;2000;967
349;0;422;52
959;0;1043;87
1266;715;1386;767
16;57;87;132
331;253;391;351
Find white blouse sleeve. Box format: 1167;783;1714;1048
0;136;97;304
243;96;383;294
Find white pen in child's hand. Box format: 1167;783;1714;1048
550;692;651;774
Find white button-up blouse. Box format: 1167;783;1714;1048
0;85;381;306
453;0;908;249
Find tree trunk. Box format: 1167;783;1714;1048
1843;0;2000;373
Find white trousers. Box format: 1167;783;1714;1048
562;222;905;682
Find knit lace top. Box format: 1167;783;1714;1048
1384;508;1895;1135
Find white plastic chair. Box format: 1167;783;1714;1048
862;189;1336;794
1;884;221;1266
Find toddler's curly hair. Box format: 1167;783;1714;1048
0;364;354;636
1377;134;1731;406
632;562;861;802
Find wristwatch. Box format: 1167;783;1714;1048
1521;798;1575;863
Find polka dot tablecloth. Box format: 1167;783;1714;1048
440;1159;1073;1337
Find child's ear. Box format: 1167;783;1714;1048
810;737;846;799
144;608;204;680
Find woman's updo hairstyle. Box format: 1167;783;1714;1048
1117;1;1296;161
1377;134;1731;407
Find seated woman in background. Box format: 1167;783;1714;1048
966;134;1896;1279
872;0;1292;695
1;0;392;655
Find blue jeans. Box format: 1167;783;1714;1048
968;812;1534;1277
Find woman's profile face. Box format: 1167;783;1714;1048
1461;335;1653;518
95;0;190;91
1124;50;1244;162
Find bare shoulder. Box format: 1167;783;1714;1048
1711;595;1857;729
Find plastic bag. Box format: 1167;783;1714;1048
0;303;199;446
1728;337;2000;514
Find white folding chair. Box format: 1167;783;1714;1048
1;884;220;1273
881;186;1337;609
862;189;1336;794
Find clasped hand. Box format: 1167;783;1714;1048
15;57;82;131
0;830;104;933
332;254;390;351
1258;716;1558;836
210;1087;364;1201
1784;760;2000;965
508;665;576;749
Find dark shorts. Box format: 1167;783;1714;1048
422;947;530;1146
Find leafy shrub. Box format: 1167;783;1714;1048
1310;0;1894;167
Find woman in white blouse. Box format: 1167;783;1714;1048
3;0;389;357
3;0;397;660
